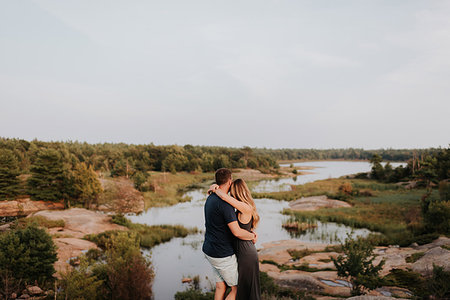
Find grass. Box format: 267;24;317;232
142;171;213;208
278;179;442;246
405;252;425;263
262;177;447;246
253;178;405;201
253;178;350;200
108;214;198;248
15;215;65;228
287;249;315;260
261;260;334;272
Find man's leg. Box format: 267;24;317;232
225;285;237;300
215;281;227;300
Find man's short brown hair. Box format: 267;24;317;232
215;168;232;186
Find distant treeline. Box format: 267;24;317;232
0;138;441;174
254;148;440;162
0;138;278;175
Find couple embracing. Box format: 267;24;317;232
202;168;261;300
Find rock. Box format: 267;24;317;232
33;208;126;238
0;198;64;216
0;223;11;232
26;285;43;295
10;292;17;299
347;296;407;300
416;236;450;251
410;242;418;248
274;271;324;292
18;294;30;299
289;195;351;211
411;246;450;275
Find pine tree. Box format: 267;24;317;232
71;162;103;208
27;149;67;201
0;149;22;200
0;223;57;285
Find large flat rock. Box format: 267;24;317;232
32;208;127;238
31;208;128;276
412;246;450;275
289;195;351;211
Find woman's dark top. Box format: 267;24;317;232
234;214;261;300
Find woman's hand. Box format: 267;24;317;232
251;231;258;244
207;184;220;195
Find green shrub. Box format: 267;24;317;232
58;257;103;300
427;265;450;298
332;235;384;296
423;201;450;234
383;266;450;298
175;289;214;300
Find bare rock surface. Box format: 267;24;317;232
416;236;450;250
0;198;64;216
411;246;450;275
289;195;351;211
347;296;407;300
33;208;126;238
31;208;127;275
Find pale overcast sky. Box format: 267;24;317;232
0;0;449;149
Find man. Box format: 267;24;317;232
202;168;257;300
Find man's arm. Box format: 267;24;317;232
228;221;255;241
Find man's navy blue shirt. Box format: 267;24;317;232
202;193;237;258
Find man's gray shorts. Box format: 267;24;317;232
204;253;238;286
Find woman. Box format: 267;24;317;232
209;179;261;300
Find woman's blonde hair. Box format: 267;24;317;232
230;179;260;229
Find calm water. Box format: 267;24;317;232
128;161;399;299
253;161;405;192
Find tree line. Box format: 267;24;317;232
0;137;445;204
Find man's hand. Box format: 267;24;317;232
207;183;220;195
251;231;258;244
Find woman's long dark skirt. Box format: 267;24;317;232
235;239;261;300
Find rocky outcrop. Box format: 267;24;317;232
0;198;64;216
289;195;351;211
411;246;450;275
32;208;126;238
259;237;450;298
31;208;127;274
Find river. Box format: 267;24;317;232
127;161;404;299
